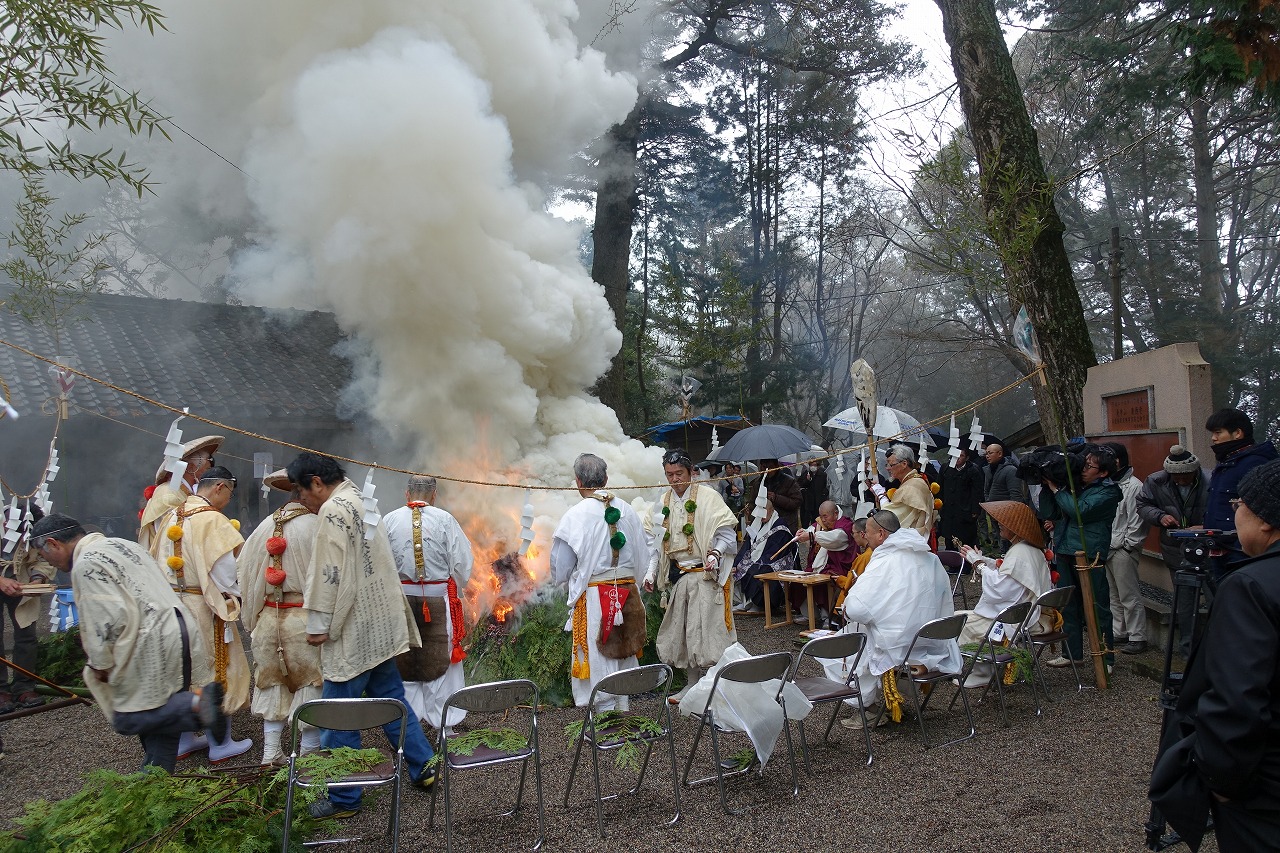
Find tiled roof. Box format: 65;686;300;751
0;290;352;425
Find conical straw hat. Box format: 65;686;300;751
979;500;1044;549
263;468;293;493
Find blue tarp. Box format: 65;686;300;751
641;414;753;444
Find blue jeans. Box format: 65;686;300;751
320;657;434;808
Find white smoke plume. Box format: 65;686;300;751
92;1;675;592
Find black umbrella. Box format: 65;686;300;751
718;424;813;462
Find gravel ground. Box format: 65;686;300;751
0;614;1212;853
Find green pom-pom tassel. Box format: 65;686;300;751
682;522;695;535
663;530;670;541
684;500;697;514
609;531;626;550
604;506;621;525
661;506;670;517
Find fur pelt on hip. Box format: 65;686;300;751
596;588;647;660
250;607;323;694
397;596;450;682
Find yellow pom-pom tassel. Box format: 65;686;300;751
167;556;185;571
886;488;896;500
229;519;240;531
930;481;941;495
166;525;183;542
934;498;943;510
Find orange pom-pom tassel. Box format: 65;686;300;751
167;556;184;571
934;498;943;509
930;481;941;495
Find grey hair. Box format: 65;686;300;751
406;475;438;500
869;509;901;533
574;453;608;489
887;443;915;465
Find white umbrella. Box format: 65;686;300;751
824;405;921;439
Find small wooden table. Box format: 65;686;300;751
754;571;837;631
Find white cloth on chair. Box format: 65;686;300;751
679;642;812;766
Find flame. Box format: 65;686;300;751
493;598;514;623
449;456;551;624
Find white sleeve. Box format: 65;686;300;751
210;551;240;597
551;538;577;587
813;528;849;549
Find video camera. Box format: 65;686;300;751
1169;529;1228;569
1015;444;1085;488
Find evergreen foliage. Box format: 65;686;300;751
36;626;87;688
564;711;663;772
1;748;384;852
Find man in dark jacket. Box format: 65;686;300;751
1038;445;1122;668
1204;408;1278;579
982;441;1024;503
1137;445;1209;656
1149;458;1280;852
938;447;984;549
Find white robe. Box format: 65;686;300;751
71;533;208;718
826;528;962;705
551;492;650;710
383;504;474;728
958;541;1054;646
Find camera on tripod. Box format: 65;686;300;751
1015;444;1085;487
1169;529;1227;569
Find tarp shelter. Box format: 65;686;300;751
639;415;753;463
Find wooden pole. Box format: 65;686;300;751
1074;551;1110;689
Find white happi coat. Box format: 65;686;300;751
384;503;474;728
551;492;650;710
71;533;209;718
305;479;420;683
237;502;322;721
827;528;962;704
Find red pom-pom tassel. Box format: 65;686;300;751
265;536;288;556
265;566;287;586
143;485;157;500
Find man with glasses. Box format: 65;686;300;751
873;444;936;539
150;466;253;762
28;513;229;773
138;435;223;552
1038;445;1122;670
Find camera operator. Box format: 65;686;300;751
1149;458;1280;852
1136;445;1208;657
1204;408;1277;580
1037;445;1122;670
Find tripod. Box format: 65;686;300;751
1144;563;1216;850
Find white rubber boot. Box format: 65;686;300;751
208;728;253;763
261;720;285;765
176;730;208;761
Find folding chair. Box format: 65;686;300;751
789;632;873;770
894;613;975;750
429;679;543;853
681;651;799;815
952;601;1040;727
937;549;970;608
1027;586;1084;695
279;697;407;852
561;664;681;837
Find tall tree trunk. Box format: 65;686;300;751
1187;97;1237;407
935;0;1097;440
590;101;643;423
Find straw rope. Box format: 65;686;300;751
0;336;1040;493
